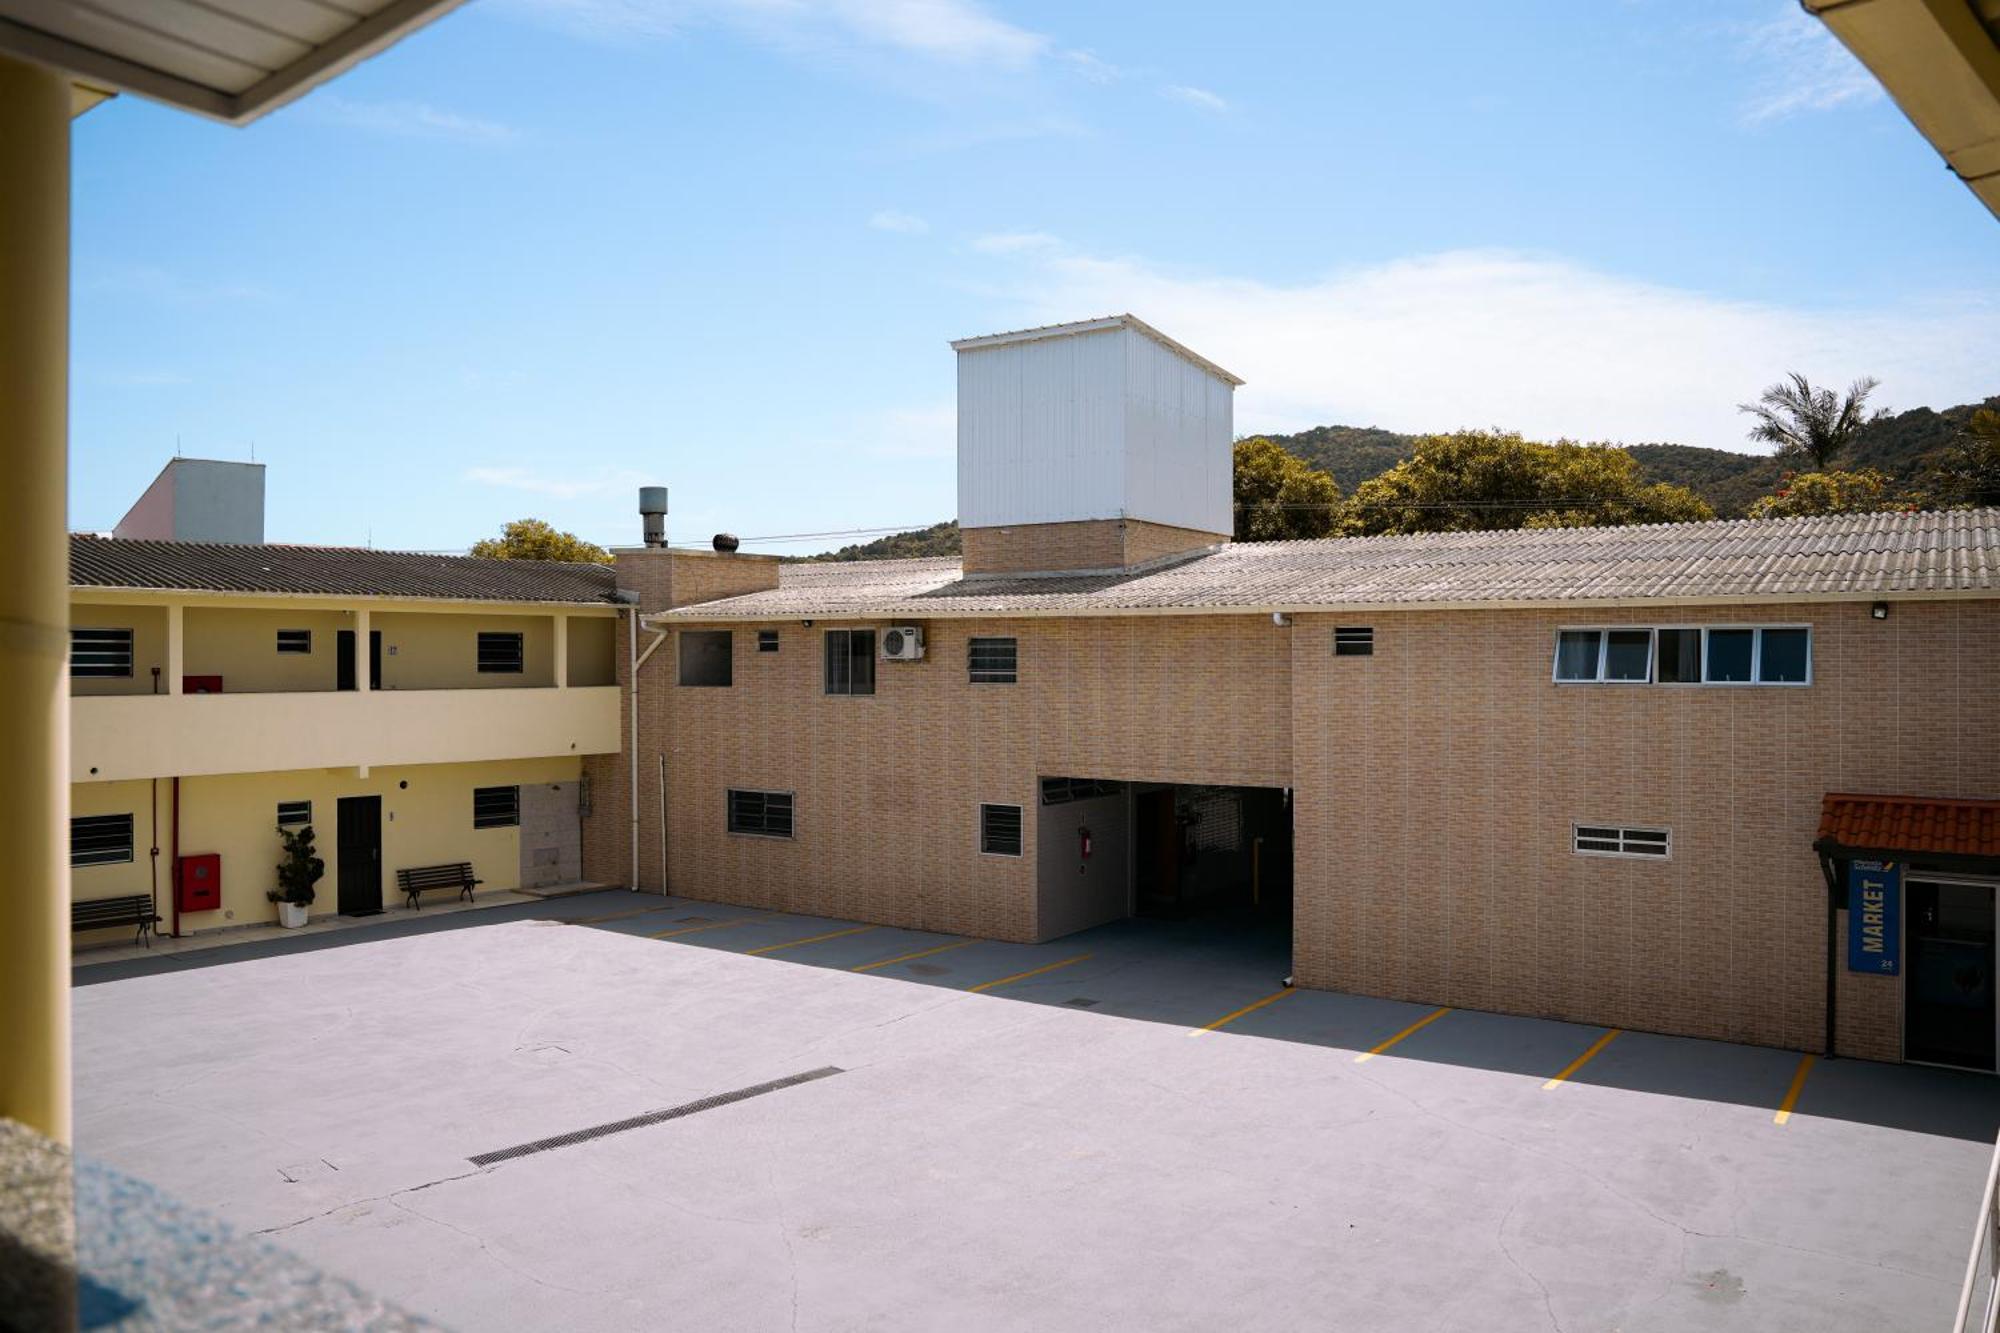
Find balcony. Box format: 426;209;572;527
72;686;620;783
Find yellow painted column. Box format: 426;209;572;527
166;601;183;694
356;607;371;689
0;54;73;1143
553;613;568;688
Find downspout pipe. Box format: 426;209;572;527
1813;839;1843;1059
170;776;182;939
628;609;639;892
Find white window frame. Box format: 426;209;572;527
1572;823;1672;860
978;802;1024;857
276;629;313;655
276;800;312;828
1551;625;1812;688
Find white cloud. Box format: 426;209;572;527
971;230;1063;254
1162;84;1227;113
465;465;649;500
975;245;2000;450
1059;48;1122;84
869;209;930;234
1734;12;1881;123
508;0;1045;67
310;95;516;144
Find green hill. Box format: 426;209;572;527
801;395;1997;557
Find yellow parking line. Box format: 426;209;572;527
748;924;876;956
647;913;775;940
1544;1029;1622;1090
969;953;1092;993
1188;987;1296;1038
852;939;974;973
1353;1006;1451;1063
1774;1053;1816;1125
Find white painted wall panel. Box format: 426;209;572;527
957;323;1236;534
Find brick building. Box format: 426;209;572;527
582;315;2000;1069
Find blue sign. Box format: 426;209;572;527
1847;860;1901;976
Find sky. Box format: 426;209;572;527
68;0;2000;554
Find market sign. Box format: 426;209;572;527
1847;860;1901;976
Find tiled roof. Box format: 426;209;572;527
658;509;2000;620
70;535;620;605
1817;794;2000;860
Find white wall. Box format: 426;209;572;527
1036;788;1131;941
957;324;1234;535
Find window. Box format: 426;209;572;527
1334;627;1374;657
71;813;134;867
1573;824;1671;859
70;627;133;678
823;629;876;696
968;636;1018;684
678;630;733;687
758;630;779;653
472;785;520;829
276;629;312;654
727;789;794;838
477;631;525;674
980;803;1023;856
1041;777;1125;805
1553;629;1652;682
1553;627;1811;686
276;801;312;828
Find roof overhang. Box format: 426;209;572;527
1805;0;2000;221
0;0;471;126
1813;792;2000;872
950;314;1246;387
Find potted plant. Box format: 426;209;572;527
268;824;324;929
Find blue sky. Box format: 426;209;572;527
69;0;2000;554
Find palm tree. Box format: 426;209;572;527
1738;373;1886;471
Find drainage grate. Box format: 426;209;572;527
467;1066;843;1167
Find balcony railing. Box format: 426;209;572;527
72;686;620;782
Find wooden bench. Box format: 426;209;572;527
396;862;481;910
72;894;159;947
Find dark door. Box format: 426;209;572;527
1906;879;1996;1071
336;796;383;916
1134;790;1182;916
336;630;382;691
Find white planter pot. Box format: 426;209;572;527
277;901;309;930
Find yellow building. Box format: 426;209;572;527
68;530;621;945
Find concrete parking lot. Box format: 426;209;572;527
74;889;2000;1331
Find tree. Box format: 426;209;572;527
1744;469;1903;519
1232;437;1342;541
1918;409;2000;510
1340;430;1712;536
1739;373;1886;471
470;518;611;564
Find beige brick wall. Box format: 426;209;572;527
962;519;1225;575
1290;600;2000;1060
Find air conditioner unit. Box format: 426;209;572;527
880;626;925;661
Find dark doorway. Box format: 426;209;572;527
1906;879;1996;1071
1132;784;1293;922
335;630;382;692
336;796;383;916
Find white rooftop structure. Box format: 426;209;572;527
952;314;1242;539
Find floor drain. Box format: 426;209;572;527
467;1066;843;1167
1062;997;1099;1008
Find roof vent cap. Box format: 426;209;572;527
712;533;740;554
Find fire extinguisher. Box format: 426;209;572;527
1078;826;1093;871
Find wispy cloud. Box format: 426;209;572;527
465;465;649;500
311;95;517;144
971;230;1063;255
1058;48;1122;84
511;0;1046;68
869;209;930;234
973;243;2000;450
1162;84;1227;113
1733;12;1880;123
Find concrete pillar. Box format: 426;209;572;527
165;602;183;694
0;54;73;1143
356;607;371;690
553;614;568;688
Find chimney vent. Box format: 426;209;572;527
712;533;740;554
638;486;669;548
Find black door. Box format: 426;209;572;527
335;630;382;692
336;796;383;916
1906;879;1996;1071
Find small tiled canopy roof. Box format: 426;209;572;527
70;535;620;605
1816;794;2000;861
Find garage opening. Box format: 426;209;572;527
1035;777;1293;945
